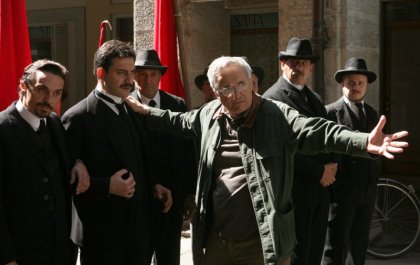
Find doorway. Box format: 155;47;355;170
230;12;278;94
382;1;420;188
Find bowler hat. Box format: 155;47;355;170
334;57;377;83
194;66;209;90
135;49;168;75
278;37;319;62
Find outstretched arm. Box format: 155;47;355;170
367;115;409;159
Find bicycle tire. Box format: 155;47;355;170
367;178;420;259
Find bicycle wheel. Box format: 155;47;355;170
368;179;420;259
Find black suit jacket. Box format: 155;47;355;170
132;90;197;199
61;91;153;264
326;98;380;198
263;76;333;183
0;103;71;265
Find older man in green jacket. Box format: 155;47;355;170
125;56;408;265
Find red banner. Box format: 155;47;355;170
0;0;32;111
153;0;185;99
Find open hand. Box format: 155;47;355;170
125;96;150;114
367;115;409;159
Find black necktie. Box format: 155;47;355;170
355;102;367;129
149;100;157;107
115;103;128;119
37;119;46;135
96;91;127;119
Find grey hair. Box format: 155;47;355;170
207;56;252;91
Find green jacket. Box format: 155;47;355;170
147;95;370;265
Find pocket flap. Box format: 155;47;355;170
256;143;283;159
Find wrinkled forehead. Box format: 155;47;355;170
216;64;249;82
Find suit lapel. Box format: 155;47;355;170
159;90;179;111
336;99;356;129
87;91;133;167
8;105;48;172
304;86;327;117
47;115;69;172
364;104;378;131
281;80;314;116
159;90;168;110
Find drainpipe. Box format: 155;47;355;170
312;0;325;99
174;0;192;109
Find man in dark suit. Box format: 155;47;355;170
133;49;197;265
61;41;172;265
0;59;89;265
263;38;337;265
323;58;380;265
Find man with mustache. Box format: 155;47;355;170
132;49;197;265
0;59;89;265
61;40;172;265
263;38;337;265
323;58;380;265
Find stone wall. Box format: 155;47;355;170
278;0;314;87
134;0;230;108
133;0;154;51
133;0;380;108
324;0;380;108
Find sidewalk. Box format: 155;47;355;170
77;233;420;265
180;234;420;265
366;252;420;265
180;235;193;265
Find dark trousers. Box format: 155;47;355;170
292;184;331;265
69;241;79;265
323;185;377;265
148;197;184;265
80;201;150;265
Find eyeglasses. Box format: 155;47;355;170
216;81;248;97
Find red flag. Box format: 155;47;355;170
153;0;185;99
0;0;32;111
98;20;112;47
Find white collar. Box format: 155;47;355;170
16;99;47;131
138;90;161;108
343;96;365;115
95;86;124;104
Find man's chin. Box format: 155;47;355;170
36;111;51;118
37;107;53;116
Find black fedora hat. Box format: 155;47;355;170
278;37;319;62
135;49;168;75
334;57;377;83
194;66;209;90
241;57;265;86
251;66;264;86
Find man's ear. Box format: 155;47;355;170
214;89;220;99
19;81;28;92
97;68;104;79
